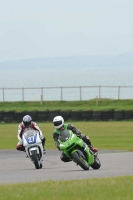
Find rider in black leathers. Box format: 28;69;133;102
52;116;98;162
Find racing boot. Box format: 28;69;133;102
90;146;98;153
43;147;46;154
16;144;25;151
83;136;98;153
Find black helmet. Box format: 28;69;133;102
23;115;32;128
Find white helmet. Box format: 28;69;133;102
23;115;32;128
53;116;64;129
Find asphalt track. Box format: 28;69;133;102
0;150;133;184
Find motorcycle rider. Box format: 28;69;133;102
16;115;46;153
52;115;98;162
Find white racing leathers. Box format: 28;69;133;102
16;121;45;151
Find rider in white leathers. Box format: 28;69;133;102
16;115;46;153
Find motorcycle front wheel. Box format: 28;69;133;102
32;150;40;169
91;156;101;170
72;151;89;170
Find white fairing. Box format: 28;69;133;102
22;129;44;169
23;130;41;147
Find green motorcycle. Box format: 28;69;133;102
58;130;101;170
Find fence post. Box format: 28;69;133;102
2;88;4;103
41;87;43;101
40;94;43;105
61;87;63;101
99;86;101;99
80;86;82;101
22;88;24;101
118;86;120;100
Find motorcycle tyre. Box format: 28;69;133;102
72;151;89;170
32;150;40;169
91;156;101;170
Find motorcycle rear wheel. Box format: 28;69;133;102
72;151;89;170
32;150;40;169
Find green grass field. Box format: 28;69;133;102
0;121;133;150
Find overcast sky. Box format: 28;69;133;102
0;0;133;62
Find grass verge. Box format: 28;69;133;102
1;99;133;111
0;176;133;200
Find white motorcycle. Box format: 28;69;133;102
22;129;44;169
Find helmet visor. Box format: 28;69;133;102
53;120;62;127
24;121;31;128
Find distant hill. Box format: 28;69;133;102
0;52;133;68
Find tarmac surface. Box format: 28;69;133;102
0;150;133;184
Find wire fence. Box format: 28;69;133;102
0;86;133;102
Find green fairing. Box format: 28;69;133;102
58;130;94;166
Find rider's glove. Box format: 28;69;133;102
76;129;82;137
